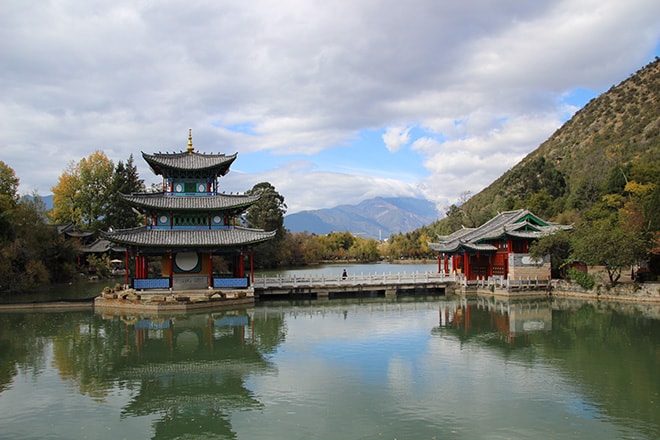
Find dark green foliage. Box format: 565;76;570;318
567;267;595;290
571;216;647;286
504;156;567;202
0;194;78;294
245;182;287;268
602;165;630;195
103;155;145;230
529;229;572;278
245;182;287;233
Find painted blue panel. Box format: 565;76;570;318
213;277;249;288
134;278;170;289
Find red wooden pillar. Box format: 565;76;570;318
250;248;255;283
444;254;449;274
437;253;441;273
135;254;140;279
140;256;146;278
463;252;470;280
506;239;513;278
238;251;245;277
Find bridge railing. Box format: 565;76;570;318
254;271;456;289
459;275;551;291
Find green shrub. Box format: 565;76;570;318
568;267;595;290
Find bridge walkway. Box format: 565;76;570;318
253;272;456;299
253;272;551;299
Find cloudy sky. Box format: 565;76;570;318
2;1;659;215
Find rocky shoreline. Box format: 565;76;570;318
549;280;660;303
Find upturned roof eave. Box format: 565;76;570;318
428;241;497;253
119;192;259;212
141;151;238;176
101;226;276;248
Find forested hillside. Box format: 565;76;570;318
456;58;659;228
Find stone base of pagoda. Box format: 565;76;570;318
94;286;255;313
172;275;208;290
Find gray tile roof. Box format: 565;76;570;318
428;209;572;253
102;226;276;248
79;238;125;253
142;151;237;176
121;192;259;211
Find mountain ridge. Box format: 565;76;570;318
284;196;440;239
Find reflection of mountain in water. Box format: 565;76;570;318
107;311;277;439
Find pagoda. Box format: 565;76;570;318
102;130;276;291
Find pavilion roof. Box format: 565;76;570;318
120;192;259;212
142;151;237;177
428;209;572;253
55;222;95;238
79;238;125;253
102;226;276;249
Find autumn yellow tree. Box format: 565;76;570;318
49;151;114;229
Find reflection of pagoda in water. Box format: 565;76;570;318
434;298;552;345
105;311;276;438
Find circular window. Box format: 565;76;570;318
175;252;199;272
175;183;183;192
198;183;206;192
159;215;168;224
213;215;222;224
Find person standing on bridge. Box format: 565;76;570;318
342;269;347;279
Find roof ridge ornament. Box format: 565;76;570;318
186;128;194;154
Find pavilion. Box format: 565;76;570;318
429;209;571;281
102;130;276;291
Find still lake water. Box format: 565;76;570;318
0;264;659;439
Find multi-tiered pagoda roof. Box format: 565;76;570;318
103;130;275;251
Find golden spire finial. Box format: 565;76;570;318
186;128;194;153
